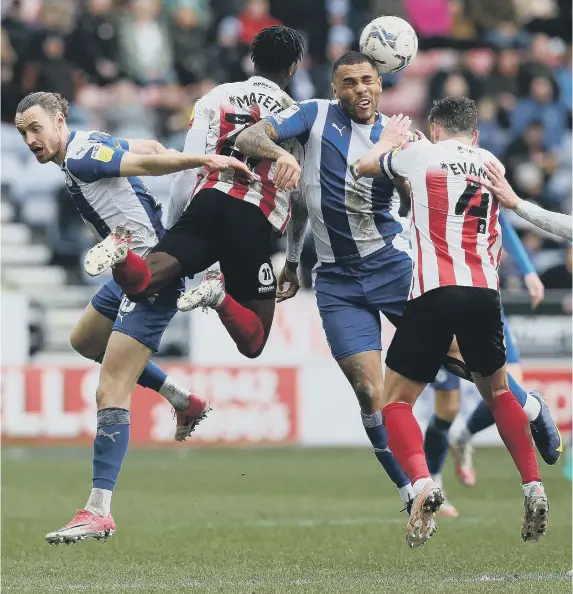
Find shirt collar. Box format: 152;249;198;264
249;76;282;92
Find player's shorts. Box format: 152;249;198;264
501;309;520;364
314;245;412;360
91;278;182;352
151;188;277;302
386;286;507;384
431;368;461;391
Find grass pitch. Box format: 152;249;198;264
2;447;571;593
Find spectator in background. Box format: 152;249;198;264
66;0;119;86
477;97;507;156
510;76;567;149
165;0;209;85
404;0;451;39
485;47;521;112
103;78;157;140
237;0;281;46
554;45;572;112
117;0;174;86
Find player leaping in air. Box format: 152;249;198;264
15;91;251;545
83;25;305;362
355;96;549;547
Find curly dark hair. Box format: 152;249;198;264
249;26;305;75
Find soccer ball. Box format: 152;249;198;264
359;16;418;74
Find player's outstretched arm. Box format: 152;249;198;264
277;190;308;303
483;161;572;242
119;151;252;179
124;139;167;155
235;120;300;190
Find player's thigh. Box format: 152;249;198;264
455;288;507;378
97;331;153;409
150;191;220;280
70;303;115;359
315;272;382;362
337;350;384;412
76;280;123;357
219;199;277;302
385;290;454;386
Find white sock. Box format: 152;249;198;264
398;483;414;508
85;488;112;516
159;376;190;411
412;477;433;497
522;393;542;422
431;474;443;488
457;426;472;445
522;481;543;497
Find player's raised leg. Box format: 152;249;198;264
70;292;210;441
453;314;562;472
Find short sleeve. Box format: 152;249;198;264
67;141;126;183
266;100;319;145
380;140;428;179
189;96;211;132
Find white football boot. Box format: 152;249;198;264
177;268;225;312
521;484;549;542
84;225;132;277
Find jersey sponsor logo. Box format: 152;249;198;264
258;263;274;286
91;143;114;163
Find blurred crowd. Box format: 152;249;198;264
1;0;572;292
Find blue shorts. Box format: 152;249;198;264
502;309;520;364
314;246;412;360
91;279;182;352
431;368;461;391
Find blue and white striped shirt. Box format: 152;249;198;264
62;130;164;255
267;99;409;264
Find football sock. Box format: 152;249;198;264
488;391;541;483
96;355;190;411
382;402;430;484
215;294;265;357
424;415;452;475
466;372;537;437
361;411;410;489
112;250;151;295
85;488;112;517
92;408;130;493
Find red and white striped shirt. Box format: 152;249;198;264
189;76;302;233
381;139;503;300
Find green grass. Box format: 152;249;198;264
2;447;571;593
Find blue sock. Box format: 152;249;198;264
362;411;410;488
95;354;167;392
93;408;130;491
466;372;528;436
137;361;168;392
424;415;452;475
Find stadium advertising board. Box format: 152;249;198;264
1;365;298;445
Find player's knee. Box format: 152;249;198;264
353;380;382;412
145;252;181;294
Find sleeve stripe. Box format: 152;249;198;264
381;153;396;178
